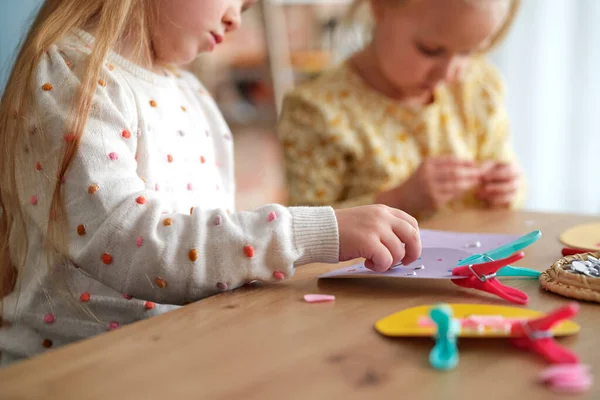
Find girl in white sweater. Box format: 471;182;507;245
0;0;421;365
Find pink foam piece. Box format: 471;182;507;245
539;364;590;382
549;376;592;393
539;364;593;393
304;294;335;303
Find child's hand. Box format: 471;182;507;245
335;205;421;272
376;157;482;216
477;162;521;208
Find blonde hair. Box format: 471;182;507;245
334;0;521;61
0;0;157;321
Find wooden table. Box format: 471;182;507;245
1;210;599;400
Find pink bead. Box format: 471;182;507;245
273;271;285;281
30;195;38;205
267;212;277;222
303;294;335;303
155;184;159;191
187;183;193;191
108;321;120;330
136;236;144;247
122;293;133;300
216;282;228;290
108;152;118;160
44;313;55;324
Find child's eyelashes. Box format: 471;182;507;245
416;43;445;57
416;42;474;58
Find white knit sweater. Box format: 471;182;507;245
0;31;339;366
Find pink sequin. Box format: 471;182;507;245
44;313;55;324
304;294;335;303
122;293;133;300
155;184;159;191
273;271;285;281
108;321;120;330
30;195;38;206
187;183;193;191
268;212;277;222
136;236;144;247
108;152;118;161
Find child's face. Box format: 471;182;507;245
152;0;257;65
371;0;510;97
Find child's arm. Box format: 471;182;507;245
22;47;340;304
278;93;376;209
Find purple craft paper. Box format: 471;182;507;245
418;229;520;254
319;229;521;280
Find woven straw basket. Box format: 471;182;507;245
540;252;600;303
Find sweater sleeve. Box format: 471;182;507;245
19;45;339;305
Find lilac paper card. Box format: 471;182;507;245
319;230;521;280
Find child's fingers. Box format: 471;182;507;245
479;180;519;197
384;206;419;230
483;162;519;182
379;232;407;268
364;241;394;272
434;165;481;183
391;218;421;265
437;176;480;195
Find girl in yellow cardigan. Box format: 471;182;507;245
278;0;524;221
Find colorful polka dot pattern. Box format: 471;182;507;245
101;253;113;265
155;277;167;288
244;245;254;258
28;53;296;352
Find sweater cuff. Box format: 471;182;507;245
290;206;339;266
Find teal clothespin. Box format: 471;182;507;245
429;304;460;371
457;230;542;279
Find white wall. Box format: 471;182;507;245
0;0;43;91
491;0;600;215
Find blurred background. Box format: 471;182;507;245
1;0;599;214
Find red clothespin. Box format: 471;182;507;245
562;247;592;257
451;252;529;305
510;302;580;365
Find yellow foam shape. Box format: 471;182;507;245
560;222;600;251
375;303;580;338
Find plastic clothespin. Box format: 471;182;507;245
429;304;460;371
510;302;580;365
562;248;592;257
458;230;542;279
452;251;529;304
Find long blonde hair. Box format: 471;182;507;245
0;0;156;319
335;0;521;61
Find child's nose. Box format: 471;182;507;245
223;7;241;32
